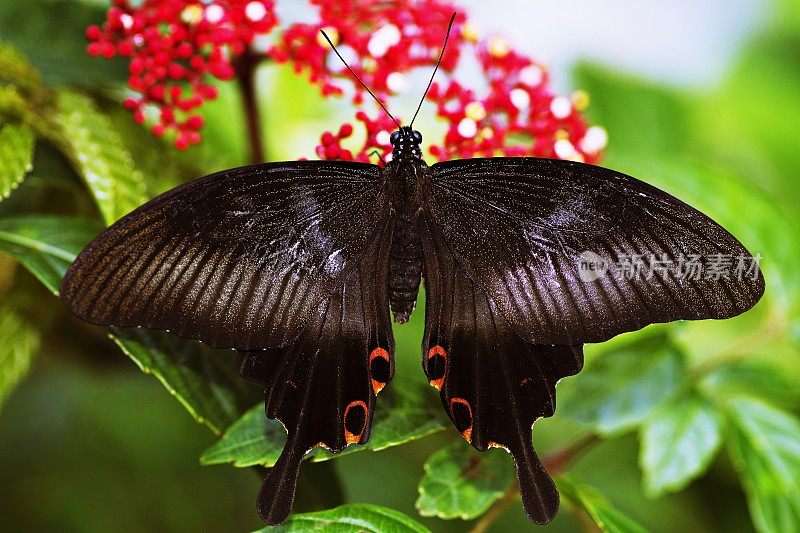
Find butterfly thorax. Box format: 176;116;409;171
386;126;428;323
386;126;428;218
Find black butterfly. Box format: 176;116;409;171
60;18;764;527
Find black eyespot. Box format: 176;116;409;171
390;131;401;144
412;130;422;143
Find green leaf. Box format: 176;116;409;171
199;404;283;466
55;90;147;225
572;62;691;158
0;123;34;202
415;441;514;520
0;307;40;412
0;215;245;433
560;336;687;434
0;0;128;86
712;34;800;205
0;215;101;294
557;476;648;533
253;503;430;533
726;397;800;533
0;84;29;119
0;41;41;95
109;328;244;435
701;359;800;409
639;392;723;497
201;385;446;467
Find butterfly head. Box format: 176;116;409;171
390;126;423;160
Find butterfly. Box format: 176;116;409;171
60;16;764;527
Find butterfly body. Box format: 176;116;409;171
61;123;764;526
386;126;429;323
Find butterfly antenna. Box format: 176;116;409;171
410;12;457;129
320;29;402;130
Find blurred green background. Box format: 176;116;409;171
0;0;798;532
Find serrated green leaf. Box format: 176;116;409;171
415;441;514;520
201;385;446;467
0;123;34;202
0;215;101;294
0;41;41;95
726;397;800;533
700;359;800;409
55;90;147;225
199;403;284;466
253;503;430;533
0;215;245;433
560;336;687;434
639;392;723;497
0;307;40;412
557;476;648;533
110;328;243;435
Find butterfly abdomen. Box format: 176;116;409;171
388;218;423;323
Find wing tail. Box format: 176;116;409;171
257;433;305;525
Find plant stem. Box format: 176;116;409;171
469;434;600;533
543;434;599;474
469;481;520;533
235;51;266;164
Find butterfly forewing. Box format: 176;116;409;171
61;160;388;350
428;157;765;345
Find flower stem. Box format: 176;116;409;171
235;51;266;164
469;434;599;532
543;434;598;474
470;481;520;533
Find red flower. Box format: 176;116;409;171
269;0;466;101
313;18;606;165
86;0;606;162
87;0;277;149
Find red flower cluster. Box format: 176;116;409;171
426;37;604;163
314;18;605;164
86;0;277;149
86;0;605;162
316;111;400;162
270;0;465;100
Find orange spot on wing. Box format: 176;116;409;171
371;379;385;395
449;397;473;442
428;345;446;357
370;347;389;360
369;347;390;395
427;344;447;390
343;400;368;445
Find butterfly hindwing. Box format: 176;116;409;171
429;158;765;345
61;161;388;350
420;212;584;524
237;217;395;525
